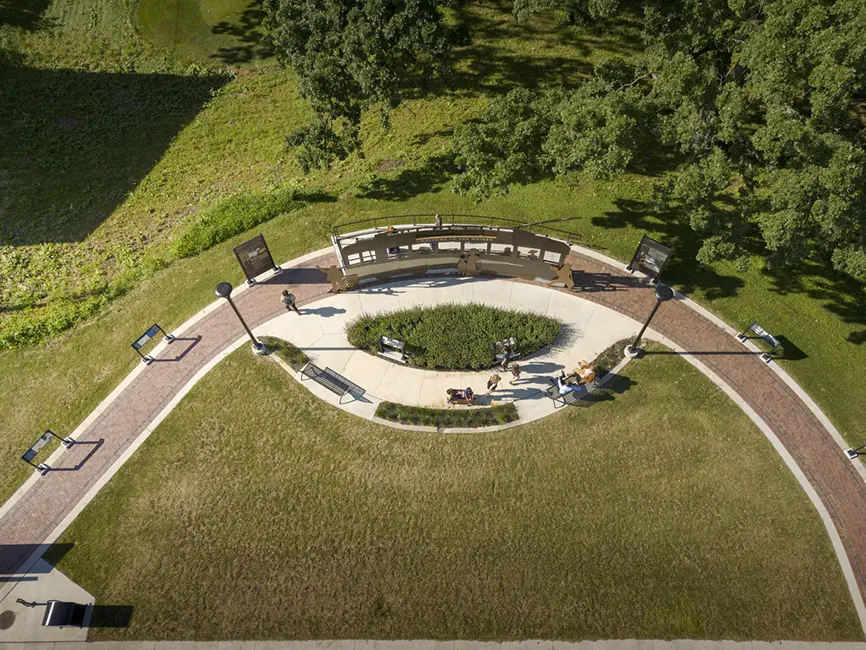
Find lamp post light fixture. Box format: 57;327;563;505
215;281;266;355
625;283;675;358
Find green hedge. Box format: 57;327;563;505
172;188;303;258
376;401;519;429
260;336;309;371
346;304;561;370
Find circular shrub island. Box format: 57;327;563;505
346;303;562;370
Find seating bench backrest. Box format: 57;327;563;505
746;322;782;351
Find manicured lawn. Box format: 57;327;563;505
0;0;863;504
346;304;561;370
55;346;861;641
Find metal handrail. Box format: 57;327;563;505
331;213;584;243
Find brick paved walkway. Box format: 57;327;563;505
560;251;866;610
0;252;337;576
1;247;865;624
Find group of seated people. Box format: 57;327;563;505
550;360;597;395
445;359;597;403
446;387;475;405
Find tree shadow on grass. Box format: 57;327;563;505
594;197;866;344
592;198;747;300
406;0;644;100
210;0;274;64
0;0;53;30
0;66;229;246
356;153;457;201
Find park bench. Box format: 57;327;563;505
736;321;783;363
300;362;364;402
378;335;407;363
545;379;602;407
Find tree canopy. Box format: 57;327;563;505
263;0;452;171
266;0;866;279
452;0;866;279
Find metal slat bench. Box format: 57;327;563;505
545;379;602;407
300;363;364;402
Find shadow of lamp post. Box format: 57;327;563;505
625;284;674;358
215;282;266;355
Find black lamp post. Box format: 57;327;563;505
215;282;266;355
625;283;675;358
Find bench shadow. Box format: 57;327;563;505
150;336;201;362
46;439;104;472
85;604;134;628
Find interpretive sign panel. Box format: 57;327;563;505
233;233;277;283
131;323;169;363
21;429;70;473
22;432;53;464
132;324;161;351
627;235;673;280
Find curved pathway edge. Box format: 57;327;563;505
2;242;865;640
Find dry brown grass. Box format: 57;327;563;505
56;349;863;642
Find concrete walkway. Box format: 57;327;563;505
2;244;866;643
256;276;641;424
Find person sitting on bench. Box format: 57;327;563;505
550;375;584;396
563;360;596;385
446;387;475;405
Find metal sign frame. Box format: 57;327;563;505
131;323;173;364
626;235;674;281
233;233;280;285
21;429;74;475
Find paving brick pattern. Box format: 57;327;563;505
560;251;866;606
1;248;865;618
0;253;336;575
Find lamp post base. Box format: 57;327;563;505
624;344;642;359
252;342;267;356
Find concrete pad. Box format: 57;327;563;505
545;290;596;338
433;277;475;305
302;333;357;375
310;293;362;335
398;284;437;310
342;351;393;397
256;311;324;349
471;278;513;306
357;642;456;650
372;363;424;406
509;282;554;316
358;287;403;315
0;560;93;642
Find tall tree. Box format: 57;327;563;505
457;0;866;280
263;0;452;171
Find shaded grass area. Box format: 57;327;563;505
375;401;519;429
55;348;862;641
347;304;561;370
136;0;273;65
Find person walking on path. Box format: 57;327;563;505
509;364;521;385
487;373;501;393
281;289;301;315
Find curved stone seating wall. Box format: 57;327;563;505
333;224;570;283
